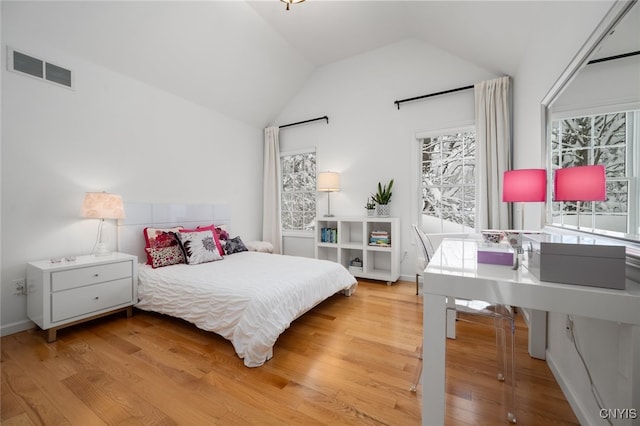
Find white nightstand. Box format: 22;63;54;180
27;252;138;342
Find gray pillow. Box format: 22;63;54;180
225;236;248;255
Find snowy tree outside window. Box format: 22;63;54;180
550;111;637;235
420;129;476;231
280;150;316;232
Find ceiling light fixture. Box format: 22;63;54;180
280;0;305;11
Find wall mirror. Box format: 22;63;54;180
542;0;640;241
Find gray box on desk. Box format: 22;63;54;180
525;234;626;290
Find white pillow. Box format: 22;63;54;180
246;240;274;253
178;230;223;264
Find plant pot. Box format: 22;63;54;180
376;204;390;217
366;209;375;217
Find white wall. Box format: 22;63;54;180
1;32;263;335
274;2;635;422
551;55;640;114
2;1;634;422
513;0;612;230
275;38;497;272
513;1;636;424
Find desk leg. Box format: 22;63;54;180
528;309;547;360
619;323;640;426
423;293;447;426
446;296;456;339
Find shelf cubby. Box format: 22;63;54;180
315;216;400;284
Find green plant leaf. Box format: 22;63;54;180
373;179;394;204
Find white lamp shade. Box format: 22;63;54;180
82;192;125;219
318;172;340;192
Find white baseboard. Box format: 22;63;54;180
399;273;414;282
1;319;35;337
546;349;595;426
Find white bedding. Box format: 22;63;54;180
136;251;357;367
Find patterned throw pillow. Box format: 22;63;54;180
178;230;223;264
146;245;185;269
224;236;249;255
214;226;229;241
183;224;225;257
143;228;183;265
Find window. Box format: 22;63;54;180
419;127;476;232
549;110;638;235
280;149;316;233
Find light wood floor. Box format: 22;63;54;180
1;279;579;425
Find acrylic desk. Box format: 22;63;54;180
422;238;640;425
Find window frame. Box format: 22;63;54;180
547;107;639;237
415;123;477;234
279;147;317;238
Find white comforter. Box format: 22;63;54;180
136;252;357;367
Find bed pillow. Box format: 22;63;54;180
145;244;186;269
143;227;183;265
178;230;223;264
181;225;224;257
213;225;230;241
246;240;274;253
197;224;229;241
225;236;248;255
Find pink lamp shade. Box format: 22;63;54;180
554;165;606;202
502;169;547;202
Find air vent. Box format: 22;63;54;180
8;47;73;89
45;62;72;87
13;50;43;78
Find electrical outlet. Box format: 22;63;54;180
566;315;574;342
13;278;26;296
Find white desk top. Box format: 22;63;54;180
424;239;640;325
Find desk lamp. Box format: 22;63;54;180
317;172;340;217
502;169;547;229
554;165;606;230
82;192;126;256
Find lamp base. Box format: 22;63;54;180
324;214;335;217
94;242;111;257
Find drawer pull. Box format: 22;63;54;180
94;296;100;300
93;274;99;277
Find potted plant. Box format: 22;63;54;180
365;198;376;216
372;179;393;216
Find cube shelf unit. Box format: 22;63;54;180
315;216;400;284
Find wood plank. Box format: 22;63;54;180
1;279;579;424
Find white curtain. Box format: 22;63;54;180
474;76;512;230
262;127;282;254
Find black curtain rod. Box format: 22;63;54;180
587;50;640;65
279;115;329;129
394;85;474;110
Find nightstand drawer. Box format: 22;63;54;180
51;261;132;292
51;278;133;322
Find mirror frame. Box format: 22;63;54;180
540;0;638;241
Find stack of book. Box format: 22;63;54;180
369;230;390;247
320;227;338;243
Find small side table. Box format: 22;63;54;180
27;252;138;342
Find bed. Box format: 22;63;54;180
118;203;357;367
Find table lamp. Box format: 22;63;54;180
317;171;340;217
502;169;547;229
82;192;126;256
554;165;606;230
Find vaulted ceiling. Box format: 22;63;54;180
3;1;626;128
